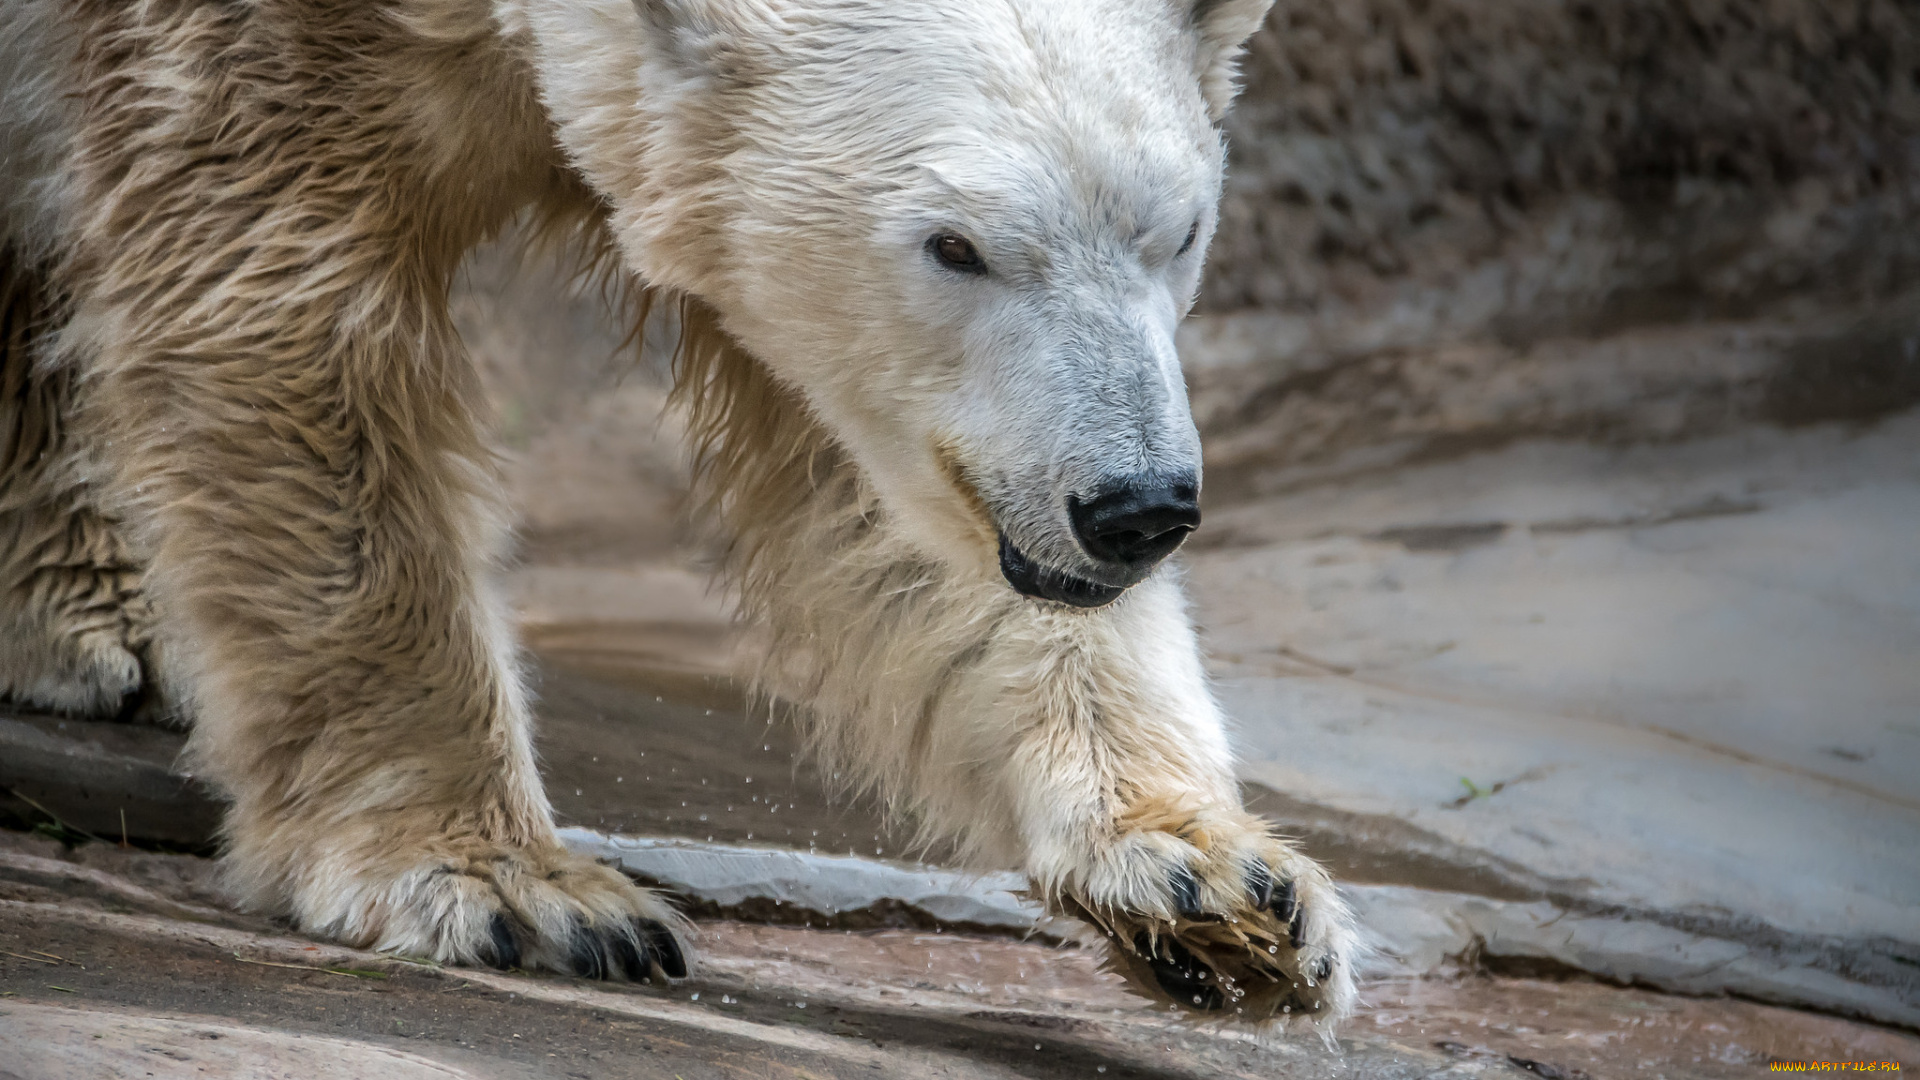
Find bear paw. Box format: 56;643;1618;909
1046;807;1355;1025
0;625;144;719
0;582;185;727
288;840;687;983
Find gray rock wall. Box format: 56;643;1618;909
1209;0;1920;336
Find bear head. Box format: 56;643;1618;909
519;0;1274;607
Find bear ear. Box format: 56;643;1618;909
629;0;776;82
1183;0;1274;122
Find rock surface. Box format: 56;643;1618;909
5;829;1916;1079
560;828;1044;935
1187;410;1920;1029
2;1002;484;1080
558;827;1920;1029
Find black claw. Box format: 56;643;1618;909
1313;954;1334;981
567;916;608;980
485;913;521;971
640;919;687;979
1288;902;1307;950
1272;877;1298;925
1245;861;1275;910
1132;931;1225;1011
1169;867;1204;920
553;917;683;983
609;928;645;980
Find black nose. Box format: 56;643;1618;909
1069;477;1201;569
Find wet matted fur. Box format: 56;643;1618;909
0;0;1355;1024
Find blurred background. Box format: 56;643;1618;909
5;3;1916;1076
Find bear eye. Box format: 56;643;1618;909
929;232;987;275
1176;219;1200;257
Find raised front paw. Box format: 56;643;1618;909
289;839;687;983
1045;806;1356;1024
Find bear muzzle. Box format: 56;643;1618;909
998;473;1200;608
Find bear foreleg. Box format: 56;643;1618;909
754;528;1356;1023
971;575;1357;1024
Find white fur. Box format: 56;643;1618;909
520;0;1219;581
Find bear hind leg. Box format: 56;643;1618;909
0;246;175;723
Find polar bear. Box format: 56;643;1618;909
0;0;1355;1022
